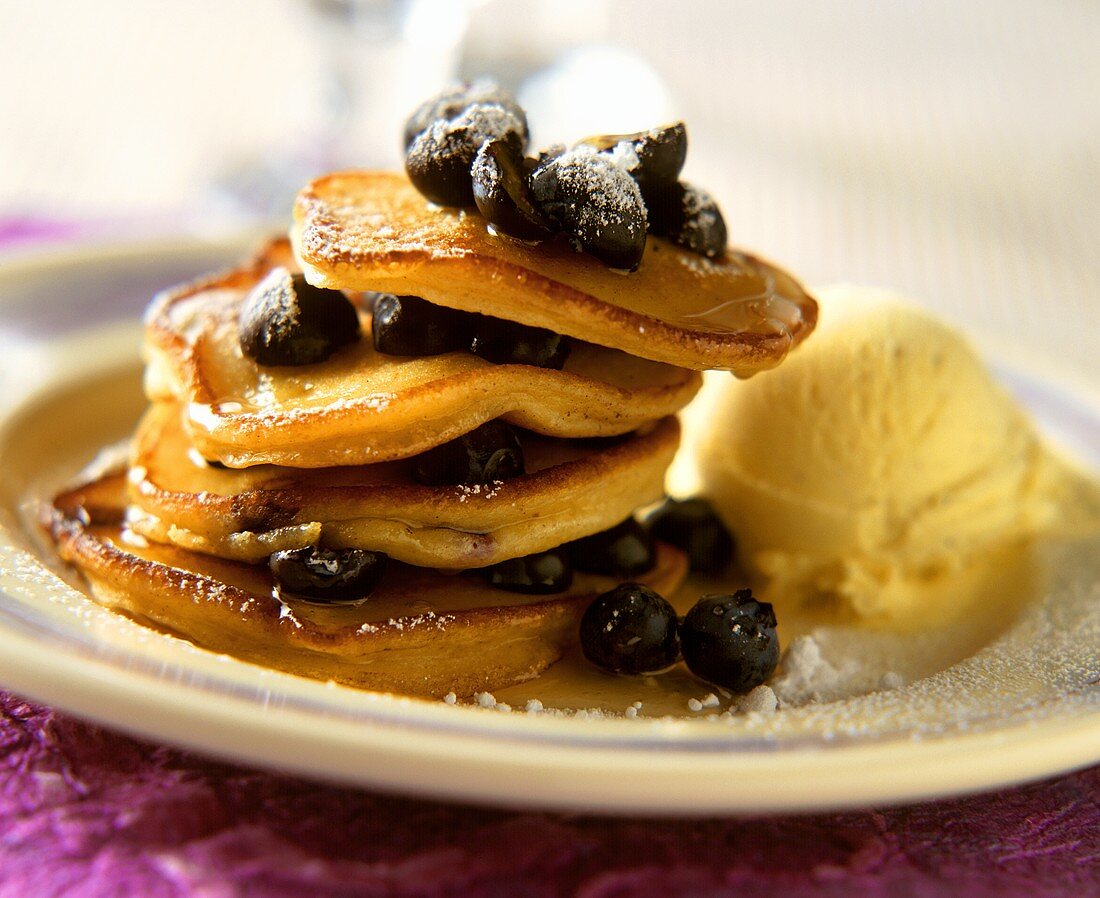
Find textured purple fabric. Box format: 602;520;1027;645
2;225;1098;896
0;215;180;251
0;217;91;246
0;694;1097;898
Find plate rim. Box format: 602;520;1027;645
0;612;1094;816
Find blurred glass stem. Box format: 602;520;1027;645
210;0;475;223
309;0;478;168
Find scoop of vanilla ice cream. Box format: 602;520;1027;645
698;284;1056;622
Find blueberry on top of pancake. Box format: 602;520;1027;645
239;267;359;366
292;173;816;374
403;79;528;151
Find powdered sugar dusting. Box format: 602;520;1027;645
605;140;641;172
239;268;300;345
770;635;855;705
455;104;522;145
403;78;526;145
530;147;647;246
455;481;505;503
736;684;778;714
406;103;524;171
384;611;455;633
677;183;725;258
470;143;501;194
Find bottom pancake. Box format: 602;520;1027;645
46;471;688;698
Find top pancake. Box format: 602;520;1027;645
144;239;701;468
293;171;818;374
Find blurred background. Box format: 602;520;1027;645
0;0;1097;377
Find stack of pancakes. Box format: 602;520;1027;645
47;172;817;698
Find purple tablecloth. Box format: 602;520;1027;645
2;219;1098;897
1;694;1097;897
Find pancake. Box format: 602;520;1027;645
46;471;688;697
127;402;679;567
292;171;818;374
145;239;702;468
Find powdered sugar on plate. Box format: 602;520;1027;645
442;529;1100;732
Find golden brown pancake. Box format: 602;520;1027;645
144;239;701;468
46;471;688;697
292;171;818;374
127;402;679;567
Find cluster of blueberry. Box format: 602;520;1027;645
373;293;570;368
265;497;719;594
574;498;778;692
238;270;571;372
582;586;779;693
487;516;654;595
263;512;645;611
403;81;728;271
489;494;743;597
513;497;777;693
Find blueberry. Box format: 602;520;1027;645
269;546;387;603
529;148;648;271
680;590;779;692
580;584;680;674
577;122;687;188
570;518;655;578
238;267;360;367
644;181;727;258
405;126;479;206
372;294;477;356
405;103;525;207
403;80;528;150
647;498;735;574
471;139;557;242
486;549;573;594
469;316;571;369
413;421;525;486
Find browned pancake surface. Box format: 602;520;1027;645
47;471;688;697
293;171;818;373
